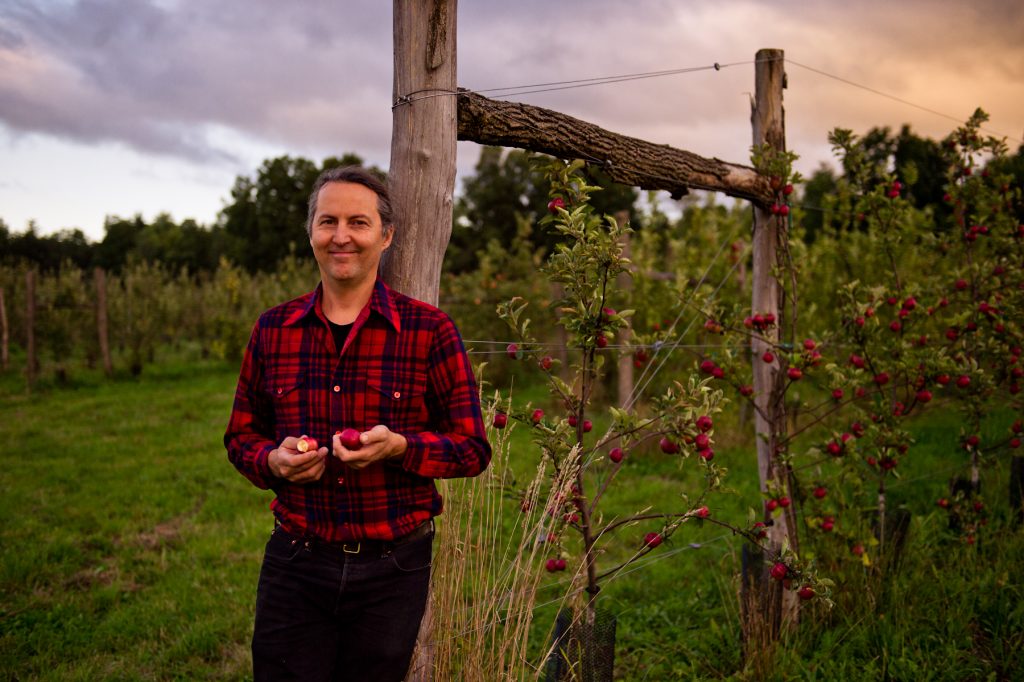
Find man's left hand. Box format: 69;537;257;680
333;425;407;469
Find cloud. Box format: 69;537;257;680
0;0;1021;178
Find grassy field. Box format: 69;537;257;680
1;356;1022;680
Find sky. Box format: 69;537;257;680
1;0;1022;242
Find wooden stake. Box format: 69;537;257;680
385;0;458;306
748;47;799;638
25;270;37;390
94;268;113;377
0;286;8;372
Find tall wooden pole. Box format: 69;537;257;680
390;2;458;679
94;268;113;377
25;270;37;391
748;48;799;636
615;212;634;409
0;286;8;372
385;0;458;305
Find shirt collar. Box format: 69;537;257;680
283;278;401;334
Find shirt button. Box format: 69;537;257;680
393;391;401;399
333;385;341;393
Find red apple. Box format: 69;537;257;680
531;409;544;425
696;415;713;432
506;343;519;359
956;375;971;388
762;351;775;363
659;437;679;454
539;355;553;370
644;532;663;548
609;447;624;463
339;428;362;450
916;389;932;403
813;486;827;499
296;436;318;453
787;367;803;380
547;197;566;213
582;420;593;433
798;586;815;601
770;563;788;581
493;413;508;429
695;506;710;518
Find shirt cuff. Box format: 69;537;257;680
398;433;430;475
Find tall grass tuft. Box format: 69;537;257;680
425;397;584;680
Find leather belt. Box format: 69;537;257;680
275;519;434;560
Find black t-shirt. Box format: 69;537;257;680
328;321;354;353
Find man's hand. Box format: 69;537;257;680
268;436;328;483
333;425;407;470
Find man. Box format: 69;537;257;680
225;165;491;681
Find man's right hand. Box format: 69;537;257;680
268;436;328;483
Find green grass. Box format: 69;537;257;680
1;358;1022;680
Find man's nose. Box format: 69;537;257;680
331;224;353;244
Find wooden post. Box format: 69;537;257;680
25;270;37;390
94;268;113;377
745;47;798;644
0;286;8;372
385;0;458;306
615;213;634;408
390;2;457;679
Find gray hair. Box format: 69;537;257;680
305;166;394;238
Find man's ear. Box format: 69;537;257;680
383;224;395;248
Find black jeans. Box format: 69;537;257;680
252;525;433;682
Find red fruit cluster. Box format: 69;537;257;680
744;313;776;330
704;318;724;334
699;359;726;379
545;557;567;572
820;516;835;532
659;437;680;454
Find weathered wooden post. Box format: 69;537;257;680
25;269;37;390
94;267;113;377
743;48;798;649
615;212;634;408
385;0;458;306
389;2;458;679
0;286;8;372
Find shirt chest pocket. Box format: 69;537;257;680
263;372;306;440
365;373;430;432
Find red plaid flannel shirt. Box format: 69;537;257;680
225;278;490;542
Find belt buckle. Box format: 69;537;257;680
342;542;361;554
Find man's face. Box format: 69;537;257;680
309;182;393;291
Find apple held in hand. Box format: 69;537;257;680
338;428;363;450
296;436;318;453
